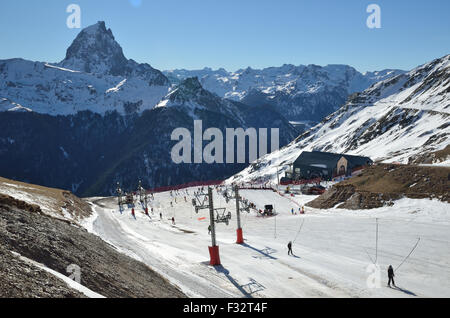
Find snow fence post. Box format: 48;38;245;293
208;187;221;266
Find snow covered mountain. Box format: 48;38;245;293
164;65;405;122
79;77;299;195
0;20;444;196
0;22;169;116
0;75;298;196
0;21;299;196
155;76;293;130
230;54;450;184
59;21;167;85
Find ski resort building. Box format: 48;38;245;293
283;151;373;182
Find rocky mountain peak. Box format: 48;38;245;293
59;21;128;76
57;21;168;85
168;77;211;103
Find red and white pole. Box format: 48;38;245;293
208;187;221;266
235;185;244;244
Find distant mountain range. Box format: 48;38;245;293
164;65;405;122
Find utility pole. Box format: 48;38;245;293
208;187;220;265
235;185;244;244
194;187;231;266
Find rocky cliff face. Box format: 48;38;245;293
60;21;168;85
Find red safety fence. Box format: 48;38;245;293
238;187;275;191
280;177;322;186
146;180;224;194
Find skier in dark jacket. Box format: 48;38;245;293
288;241;293;256
388;265;396;287
208;225;211;235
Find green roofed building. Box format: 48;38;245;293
284;151;373;182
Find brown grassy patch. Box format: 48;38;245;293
339;164;449;199
409;144;450;164
0;176;91;220
308;164;450;209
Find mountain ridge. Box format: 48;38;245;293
164;64;405;122
229;54;450;184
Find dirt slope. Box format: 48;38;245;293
0;180;186;298
0;176;91;221
0;243;87;298
308;164;450;209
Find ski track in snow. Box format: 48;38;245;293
85;188;450;298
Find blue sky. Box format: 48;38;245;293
0;0;449;72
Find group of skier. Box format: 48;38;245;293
290;206;306;215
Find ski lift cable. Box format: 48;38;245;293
293;219;306;243
363;247;376;264
395;237;421;272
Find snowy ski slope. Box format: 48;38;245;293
85;187;450;298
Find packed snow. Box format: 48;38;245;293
84;187;450;298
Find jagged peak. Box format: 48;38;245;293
166;77;212;103
59;21;127;75
82;21;111;36
179;77;203;91
57;21;168;85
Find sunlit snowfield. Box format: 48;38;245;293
85;188;450;298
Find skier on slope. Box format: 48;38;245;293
388;265;396;287
208;225;211;235
288;241;293;256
